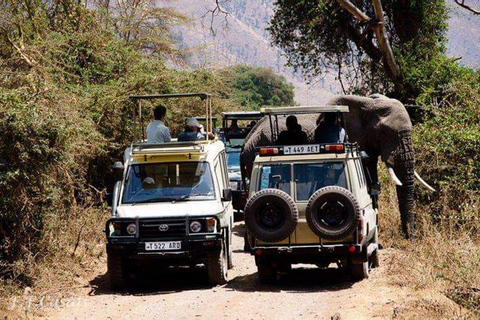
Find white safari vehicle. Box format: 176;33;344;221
245;106;379;283
106;93;234;289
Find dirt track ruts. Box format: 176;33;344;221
44;222;457;319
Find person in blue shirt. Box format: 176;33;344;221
314;113;346;143
178;117;206;142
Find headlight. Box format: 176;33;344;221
126;223;137;235
229;181;238;191
190;221;202;233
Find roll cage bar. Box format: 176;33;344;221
259;105;350;144
129;92;213;143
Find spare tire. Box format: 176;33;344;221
306;186;360;240
244;189;298;243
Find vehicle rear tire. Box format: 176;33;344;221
306;186;360;240
107;254;128;290
244;189;298;243
207;241;228;285
370;227;380;268
258;265;278;284
351;261;369;281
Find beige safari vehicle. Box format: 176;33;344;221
106;93;234;289
244;106;379;283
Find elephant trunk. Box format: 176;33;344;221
391;130;415;239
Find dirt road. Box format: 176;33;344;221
44;223;458;319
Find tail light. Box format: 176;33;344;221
259;148;279;156
357;218;364;242
325;144;344;152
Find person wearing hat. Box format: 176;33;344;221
178;117;206;142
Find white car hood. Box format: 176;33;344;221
116;200;224;218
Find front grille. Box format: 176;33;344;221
139;219;186;239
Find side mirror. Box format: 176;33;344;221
222;188;232;202
113;161;124;181
105;193;113;206
359;151;369;159
370;182;381;195
113;161;124;171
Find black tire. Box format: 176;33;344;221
244;189;298;243
258;265;278;284
370;227;380;268
207;241;228;285
107;254;127;290
306;186;360;240
351;261;369;281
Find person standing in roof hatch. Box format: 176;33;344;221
146;104;171;143
178;117;206;141
276;115;308;145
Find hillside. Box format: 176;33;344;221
165;0;480;103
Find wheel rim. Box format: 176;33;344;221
256;201;285;230
317;200;348;227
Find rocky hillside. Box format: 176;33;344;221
165;0;480;103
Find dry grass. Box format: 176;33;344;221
0;206;107;318
377;164;480;317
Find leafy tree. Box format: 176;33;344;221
269;0;449;101
218;64;295;109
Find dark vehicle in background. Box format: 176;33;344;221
221;111;263;218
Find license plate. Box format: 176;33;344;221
283;144;320;155
145;241;181;251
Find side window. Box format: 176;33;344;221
214;154;228;190
259;164;291;194
354;159;365;189
220;151;229;187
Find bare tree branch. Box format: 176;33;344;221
201;0;230;36
336;0;403;92
336;0;370;21
454;0;480;15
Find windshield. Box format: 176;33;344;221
226;149;241;170
295;162;347;201
259;164;291;194
122;162;215;204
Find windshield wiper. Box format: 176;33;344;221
129;197;186;205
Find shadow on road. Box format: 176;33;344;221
226;266;354;293
88;265;213;297
88;263;354;296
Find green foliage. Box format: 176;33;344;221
413;64;480;222
0;1;295;282
218;64;295;109
269;0;449;101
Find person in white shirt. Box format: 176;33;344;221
146;104;171;143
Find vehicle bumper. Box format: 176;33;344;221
107;236;222;261
251;243;368;265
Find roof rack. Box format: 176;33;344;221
261;105;349;115
131;141;207;155
221;111;263;120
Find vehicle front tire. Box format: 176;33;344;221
107;254;128;290
207;241;228;285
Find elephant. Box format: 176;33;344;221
240;94;434;239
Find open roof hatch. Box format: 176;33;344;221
129;93;213;143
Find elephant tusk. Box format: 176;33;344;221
414;171;436;192
387;166;403;186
